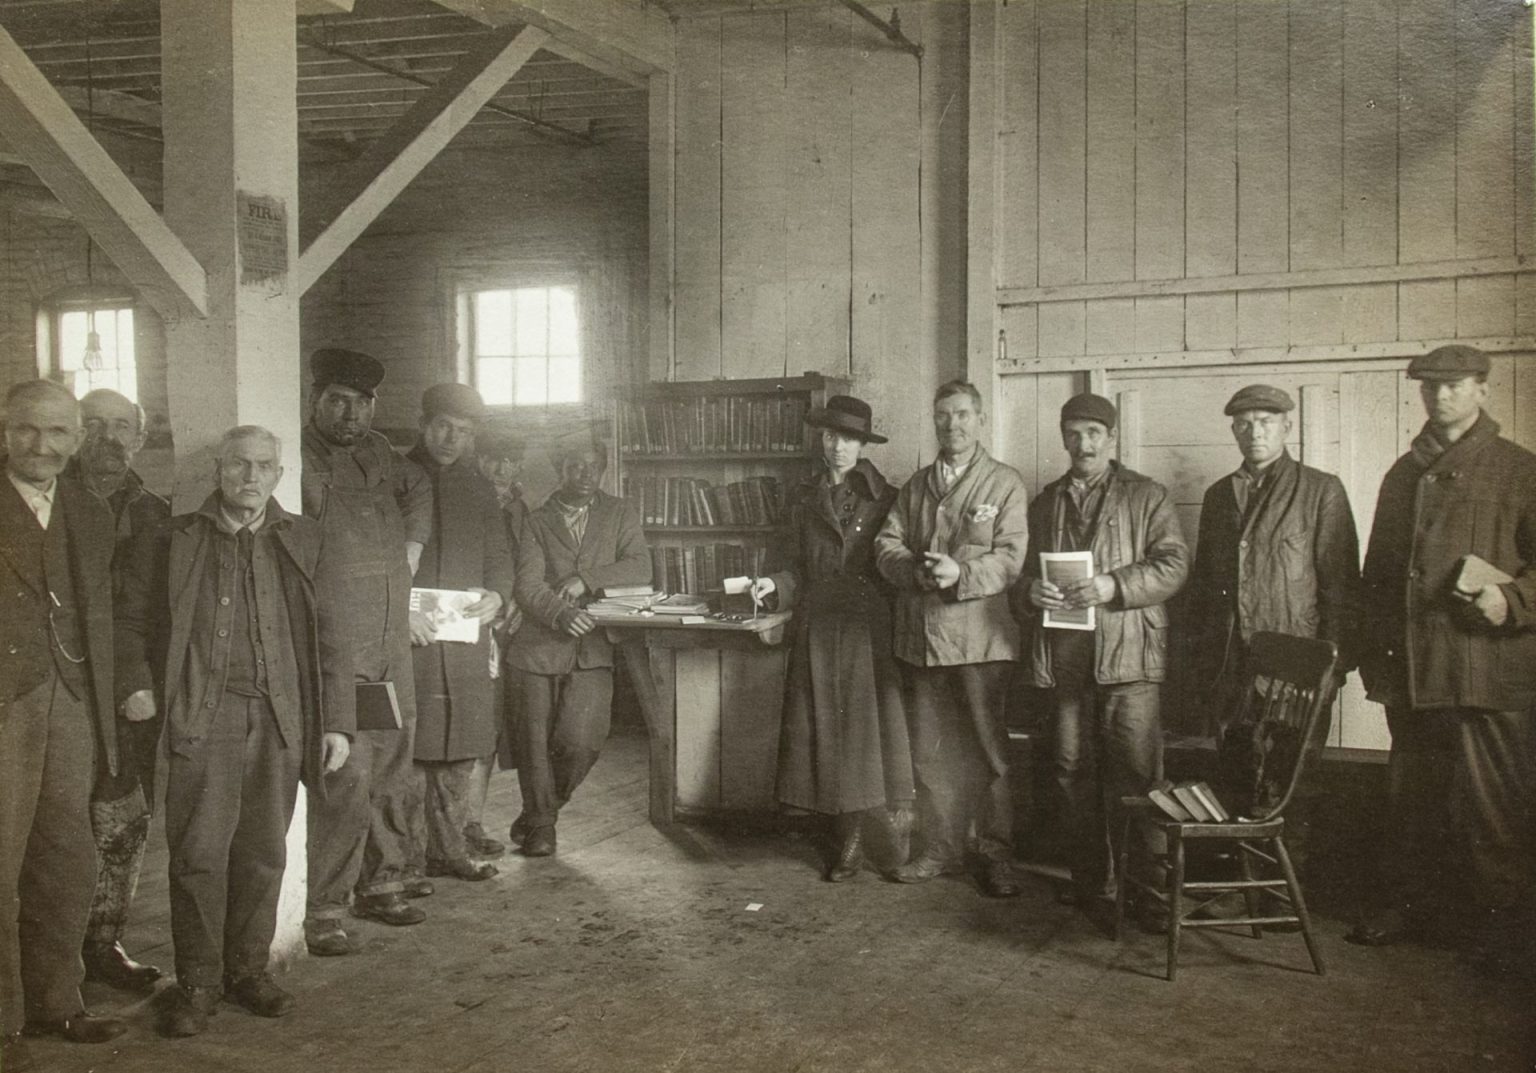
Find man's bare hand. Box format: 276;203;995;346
409;609;436;647
321;733;351;774
121;689;157;722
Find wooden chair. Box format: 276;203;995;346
1114;631;1339;981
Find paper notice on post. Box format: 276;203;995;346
1040;551;1097;631
410;587;482;644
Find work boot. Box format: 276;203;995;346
82;939;162;989
353;892;426;926
826;813;865;882
225;973;295;1018
464;822;506;859
159;985;220;1038
304;918;354;957
522;825;557;858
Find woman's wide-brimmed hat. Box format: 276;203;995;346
804;394;887;444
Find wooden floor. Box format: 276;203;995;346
30;731;1536;1073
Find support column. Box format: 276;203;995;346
160;0;309;966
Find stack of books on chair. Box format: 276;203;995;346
1137;780;1232;823
618;396;811;455
621;475;784;528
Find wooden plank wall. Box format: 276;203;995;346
670;3;970;487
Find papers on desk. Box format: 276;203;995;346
1040;551;1096;631
410;587;482;643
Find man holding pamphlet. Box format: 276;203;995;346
1023;393;1189;916
1352;346;1536;978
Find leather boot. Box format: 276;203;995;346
825;814;865;882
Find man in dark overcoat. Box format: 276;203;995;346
301;348;434;956
70;388;170;989
509;433;651;858
1;380;126;1071
1351;346;1536;975
407;384;513;880
115;425;356;1037
1024;393;1189;911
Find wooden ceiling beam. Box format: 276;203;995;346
0;23;205;317
296;23;551;294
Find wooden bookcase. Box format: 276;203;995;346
614;372;850;598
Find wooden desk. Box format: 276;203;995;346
594;611;792;825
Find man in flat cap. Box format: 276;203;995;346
407;384;513;880
1189;385;1359;865
1351;346;1536;974
509;430;650;857
874;380;1030;897
301;348;435;957
1024;392;1188;914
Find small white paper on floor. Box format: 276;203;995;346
745;903;763;912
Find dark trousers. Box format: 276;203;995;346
164;693;299;988
1381;706;1536;920
512;667;613;828
0;674;96;1031
306;718;417;920
86;716;159;944
900;660;1014;863
420;758;476;863
1050;647;1162;896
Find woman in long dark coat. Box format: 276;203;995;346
758;395;914;881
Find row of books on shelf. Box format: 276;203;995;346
649;544;760;598
1136;780;1233;823
621;475;784;528
618;396;812;455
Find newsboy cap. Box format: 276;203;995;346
421;382;487;421
1224;384;1295;416
311;347;385;397
1060;392;1117;430
1407;345;1490;381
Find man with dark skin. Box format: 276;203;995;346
300;349;434;957
71;389;170;989
509;435;650;857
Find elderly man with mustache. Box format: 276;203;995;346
63;389;171;991
1;380;126;1073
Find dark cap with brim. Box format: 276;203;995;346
421;382;487;421
1407;345;1491;381
805;394;887;444
1224;384;1295;416
311;347;384;397
1060;392;1117;430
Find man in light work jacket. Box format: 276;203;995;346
1351;346;1536;975
1025;393;1189;911
509;433;650;858
69;388;171;990
1189;385;1359;861
874;379;1031;898
115;426;354;1037
301;348;434;957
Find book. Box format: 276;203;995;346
1189;782;1230;823
409;587;482;644
1171;783;1213;822
1454;553;1513;595
1040;551;1097;631
356;680;402;732
1146;784;1193;822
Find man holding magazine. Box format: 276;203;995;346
1023;393;1189;916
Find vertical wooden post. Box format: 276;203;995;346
160;0;307;964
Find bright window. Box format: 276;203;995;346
53;304;137;402
468;285;580;406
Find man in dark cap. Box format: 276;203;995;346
1189;385;1359;867
874;380;1031;897
407;384;514;880
1024;392;1188;914
64;389;170;989
509;430;650;857
301;348;435;957
1351;346;1536;975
